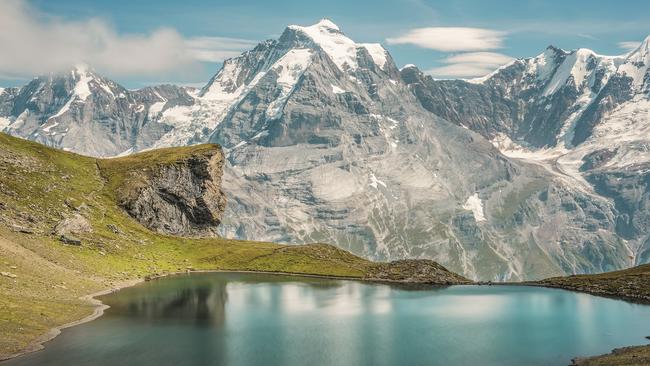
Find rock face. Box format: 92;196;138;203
101;145;227;237
405;37;650;270
53;213;92;236
201;21;629;281
1;20;648;281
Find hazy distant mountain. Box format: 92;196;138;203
2;20;647;280
0;65;195;156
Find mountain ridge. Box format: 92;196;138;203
0;21;648;281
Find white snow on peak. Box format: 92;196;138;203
313;18;339;31
47;66;95;121
153;48;314;147
72;66;93;101
518;47;622;97
200;60;248;101
462;193;486;222
619;35;650;89
288;20;387;71
266;49;313;119
541;49;596;96
361;43;388;69
522;47;564;83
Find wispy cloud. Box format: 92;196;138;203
443;52;513;65
186;37;258;63
425;52;513;78
0;0;255;78
618;41;641;52
386;26;512;78
386;27;506;52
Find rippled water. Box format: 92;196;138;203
6;273;650;366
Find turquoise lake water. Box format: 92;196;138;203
5;272;650;366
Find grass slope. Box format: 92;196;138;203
535;263;650;303
0;133;467;359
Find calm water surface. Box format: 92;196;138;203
5;273;650;366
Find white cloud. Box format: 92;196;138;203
386;26;511;79
444;52;513;65
386;27;506;52
186;37;258;63
0;0;255;78
426;64;496;78
618;41;641;52
425;52;514;78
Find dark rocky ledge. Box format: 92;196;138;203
98;144;227;237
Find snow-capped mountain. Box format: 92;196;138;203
0;20;645;281
205;20;630;281
0;65;194;156
404;36;650;265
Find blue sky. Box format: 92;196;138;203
2;0;649;88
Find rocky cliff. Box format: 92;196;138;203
97;144;227;237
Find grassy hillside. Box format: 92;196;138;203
535;263;650;303
0;133;468;359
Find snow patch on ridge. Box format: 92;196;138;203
47;66;95;121
369;172;387;189
148;101;166;118
266;49;313;120
331;84;346;94
361;43;388;69
72;66;93;101
462;193;486;222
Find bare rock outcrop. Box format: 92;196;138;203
99;145;227;237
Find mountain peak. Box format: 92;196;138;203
288;19;342;35
72;63;91;74
545;45;567;55
635;35;650;54
313;18;339;31
287;20;387;71
574;48;596;57
641;34;650;46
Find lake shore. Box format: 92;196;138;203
529;264;650;365
5;270;650;366
0;278;142;362
0;267;464;363
3;265;650;364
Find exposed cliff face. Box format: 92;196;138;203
97;144;227;237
